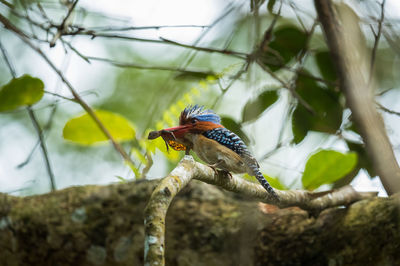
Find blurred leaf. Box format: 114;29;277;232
63;110;135;145
315;50;337;82
302;150;358;190
242;90;278;123
221;116;250;144
267;0;276;13
292;73;343;143
0;75;44;112
292;106;313;143
264;175;287;190
174;71;215;81
243;173;287;190
346;141;376;177
261;26;307;71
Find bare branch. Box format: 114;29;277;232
159;37;247;59
256;60;316;114
50;0;79;47
73;24;209;32
376;102;400;117
27;106;57;191
86;55;215;76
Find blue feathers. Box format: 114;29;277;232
180;105;221;125
203;127;248;155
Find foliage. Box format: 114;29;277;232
302;150;358;190
292;73;343;144
63;110;136;145
242;90;279;123
0;75;44;112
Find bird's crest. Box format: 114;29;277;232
179;105;221;125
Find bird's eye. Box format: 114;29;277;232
191;118;197;124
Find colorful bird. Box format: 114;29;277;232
148;105;279;201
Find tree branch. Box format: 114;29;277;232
314;0;400;195
144;156;377;266
49;0;79;47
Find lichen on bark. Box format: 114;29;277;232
0;179;398;266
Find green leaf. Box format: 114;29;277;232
264;175;287;190
242;90;278;123
0;75;44;112
261;26;307;71
302;150;358;190
243;173;287;190
63;110;135;145
315;51;337;82
346;141;376;177
292;73;343;143
221;116;250;144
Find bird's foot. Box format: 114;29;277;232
208;165;219;176
219;169;233;179
208;165;232;179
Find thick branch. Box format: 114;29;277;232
144;156;377;266
314;0;400;194
0;172;395;266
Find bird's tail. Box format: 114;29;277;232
248;164;280;201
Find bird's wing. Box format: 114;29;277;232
202;127;256;162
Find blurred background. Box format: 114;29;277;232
0;0;399;196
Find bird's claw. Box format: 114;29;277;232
219;169;233;179
208;165;232;179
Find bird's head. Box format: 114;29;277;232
167;105;222;137
148;105;223;151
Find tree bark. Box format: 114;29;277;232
0;180;398;266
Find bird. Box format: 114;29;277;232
148;105;279;201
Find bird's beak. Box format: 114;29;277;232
162;124;192;138
147;124;192;140
163;124;191;132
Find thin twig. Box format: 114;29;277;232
61;29;248;59
211;62;249;108
256;60;316;114
369;0;386;82
376;102;400;116
141;152;153;178
0;39;56;191
72;24;209;32
50;0;79;47
85;56;215;76
27;107;57;191
0;13;136;167
159;37;247;59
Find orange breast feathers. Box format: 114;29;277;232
192;121;223;133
